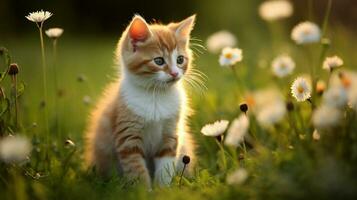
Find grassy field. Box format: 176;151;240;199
2;2;357;199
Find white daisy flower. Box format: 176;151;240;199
257;101;286;127
312;129;321;141
25;10;52;23
271;55;295;78
226;168;248;185
201;120;229;137
259;0;293;21
323;86;348;108
291;21;321;44
313;105;342;130
329;71;357;109
45;28;64;39
224;115;249;147
219;47;243;67
291;77;311;102
0;135;32;165
206;30;237;53
322;55;343;71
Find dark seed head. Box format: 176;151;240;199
182;155;190;165
239;103;248;113
0;47;4;55
286;101;294;112
8;63;19;75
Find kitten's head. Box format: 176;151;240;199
118;15;196;89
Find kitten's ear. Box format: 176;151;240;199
170;15;196;40
128;15;151;42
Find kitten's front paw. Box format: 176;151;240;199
154;157;176;186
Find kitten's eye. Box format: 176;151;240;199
177;55;185;65
154;57;165;66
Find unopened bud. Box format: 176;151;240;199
65;139;76;148
182;155;190;165
239;103;248;113
8;63;19;75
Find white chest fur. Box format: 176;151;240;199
120;77;182;122
142;120;164;156
120;77;183;156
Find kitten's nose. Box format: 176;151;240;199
169;71;178;78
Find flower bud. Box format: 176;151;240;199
65;139;76;148
239;103;248;113
8;63;19;76
182;155;190;165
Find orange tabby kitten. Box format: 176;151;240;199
85;15;197;188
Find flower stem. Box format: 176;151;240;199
321;0;333;39
11;75;18;129
215;139;227;170
39;25;49;132
38;24;50;171
179;164;187;187
308;0;314;21
230;65;243;99
52;39;60;138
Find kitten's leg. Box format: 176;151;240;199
154;134;177;186
115;129;151;188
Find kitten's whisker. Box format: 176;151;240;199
190;47;204;55
186;73;207;85
190;37;204;42
186;70;208;81
190;42;206;50
183;76;207;96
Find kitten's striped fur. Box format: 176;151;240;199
84;15;198;188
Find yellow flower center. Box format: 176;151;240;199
225;53;233;59
297;86;304;93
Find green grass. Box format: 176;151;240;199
2;14;357;200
